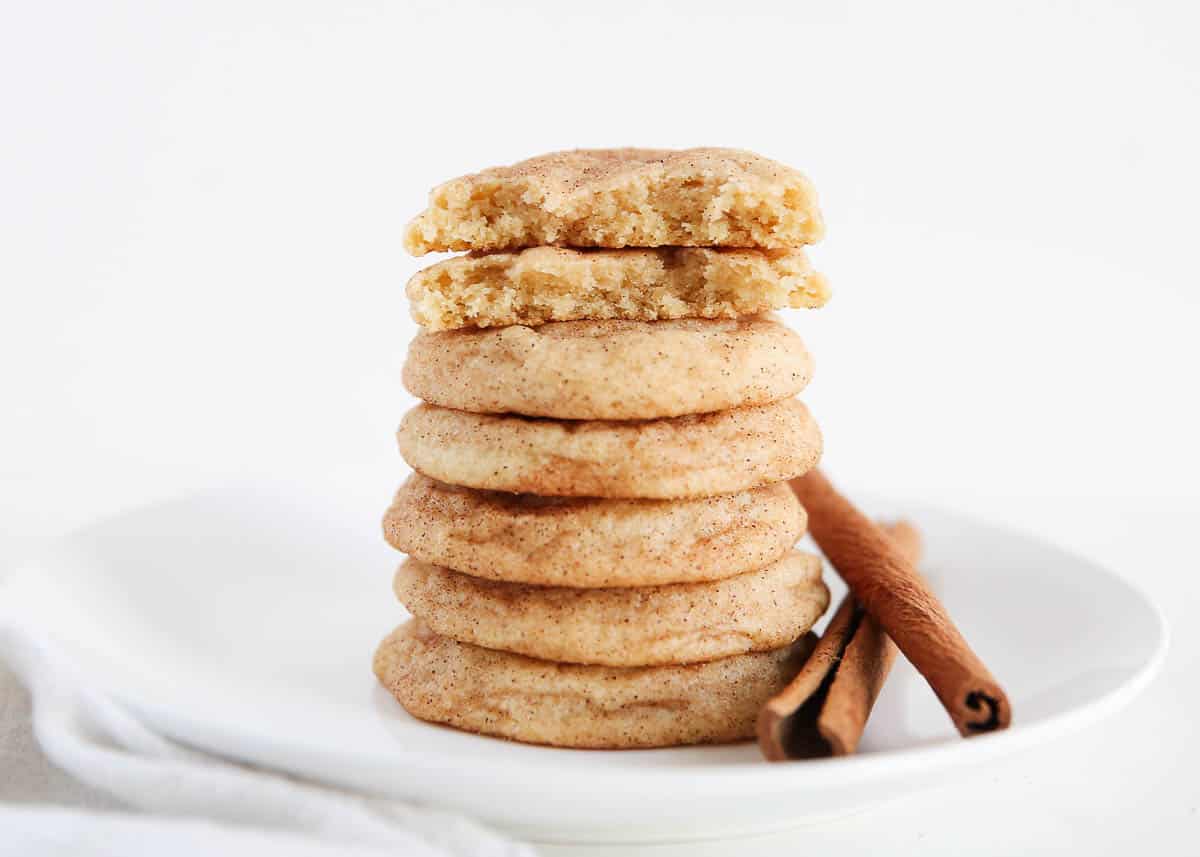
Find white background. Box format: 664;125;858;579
2;1;1198;854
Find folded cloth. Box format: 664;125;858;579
0;615;534;857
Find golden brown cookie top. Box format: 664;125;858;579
373;620;816;749
392;551;829;667
456;147;794;186
396;398;823;499
382;474;805;587
404;147;824;254
402;315;814;420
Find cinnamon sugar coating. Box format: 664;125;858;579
373;621;815;748
396;398;823;499
403;315;812;420
392;552;829;667
383;474;804;587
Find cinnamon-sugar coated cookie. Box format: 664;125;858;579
406;246;829;331
396;398;823;499
403;148;824;254
373;621;815;748
383;475;804;586
392;552;828;667
403;316;813;420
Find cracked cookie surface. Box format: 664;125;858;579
392;551;828;667
403;315;812;420
396;398;822;499
382;474;805;587
373;620;815;748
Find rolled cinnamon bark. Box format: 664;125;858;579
758;521;918;760
790;470;1011;737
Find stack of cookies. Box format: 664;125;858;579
375;149;832;749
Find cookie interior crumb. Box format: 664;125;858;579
403;147;824;254
407;246;829;331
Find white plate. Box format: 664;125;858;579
3;481;1166;843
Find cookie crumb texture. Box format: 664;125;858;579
403;148;824;254
373;621;815;749
392;552;830;667
383;474;806;587
403;316;813;420
407;246;830;331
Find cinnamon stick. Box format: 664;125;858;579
790;469;1011;737
758;521;919;760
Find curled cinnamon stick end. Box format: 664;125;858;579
791;469;1012;737
757;522;918;761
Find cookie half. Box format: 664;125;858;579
373;621;815;748
392;552;829;667
403;316;813;420
403;147;824;254
406;247;830;331
396;398;822;499
383;474;805;587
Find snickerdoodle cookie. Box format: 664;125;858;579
403;316;812;420
392;552;828;667
382;474;804;587
403;148;824;254
373;620;815;748
406;247;829;331
396;398;822;499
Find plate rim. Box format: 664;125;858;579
0;489;1170;797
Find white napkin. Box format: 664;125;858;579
0;617;536;857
